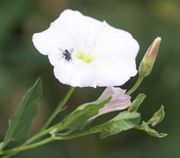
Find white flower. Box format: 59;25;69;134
32;9;139;87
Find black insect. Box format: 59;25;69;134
62;49;72;61
59;48;73;62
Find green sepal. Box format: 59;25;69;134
136;121;167;138
128;93;146;112
147;105;165;127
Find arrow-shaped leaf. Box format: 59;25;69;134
2;78;43;149
57;97;111;130
90;111;141;139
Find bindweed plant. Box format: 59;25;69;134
0;10;167;158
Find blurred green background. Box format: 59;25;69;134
0;0;180;157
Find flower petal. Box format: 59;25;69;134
53;61;96;87
32;27;74;57
97;87;131;115
70;64;96;87
92;22;139;58
93;55;137;86
51;9;107;53
89;87;131;121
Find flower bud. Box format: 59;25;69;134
97;87;131;115
87;87;131;121
139;37;161;77
78;87;131;121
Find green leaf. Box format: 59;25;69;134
147;105;165;127
0;142;3;151
136;121;167;138
128;93;146;112
2;78;43;149
58;97;111;130
96;111;141;139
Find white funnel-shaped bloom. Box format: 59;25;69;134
33;9;139;87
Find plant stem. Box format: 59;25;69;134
25;126;55;144
26;87;75;144
0;127;100;158
127;76;144;95
1;123;64;158
56;128;100;140
0;137;56;157
41;87;75;130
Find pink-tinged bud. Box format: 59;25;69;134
139;37;161;77
94;87;131;117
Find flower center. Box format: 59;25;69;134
75;52;94;63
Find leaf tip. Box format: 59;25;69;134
35;77;43;94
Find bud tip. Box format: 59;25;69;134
155;36;161;43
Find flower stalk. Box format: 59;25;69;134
128;37;161;95
127;76;144;95
41;87;75;130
